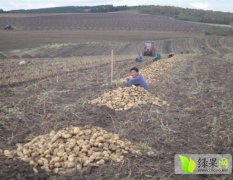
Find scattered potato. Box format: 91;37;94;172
4;150;13;158
2;126;141;175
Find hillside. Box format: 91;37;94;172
2;5;233;25
0;12;208;32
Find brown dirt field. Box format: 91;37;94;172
0;52;233;179
0;12;233;180
0;30;232;59
0;12;208;32
0;30;194;52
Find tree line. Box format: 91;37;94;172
134;5;233;25
2;5;127;14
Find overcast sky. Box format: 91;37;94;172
0;0;232;12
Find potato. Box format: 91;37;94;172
93;151;102;156
77;131;84;136
84;129;92;135
31;152;40;157
20;157;30;162
76;140;84;145
115;156;123;162
57;150;65;157
93;142;99;147
97;143;103;148
113;134;120;140
49;130;56;137
64;161;75;168
51;156;60;163
80;155;88;163
85;144;91;149
73;127;80;134
16;150;24;157
68;155;75;162
132;150;142;155
63;153;68;160
51;135;59;143
122;150;128;154
45;154;51;158
87;149;93;156
65;147;72;153
92;133;98;139
22;148;30;156
109;144;117;151
73;146;80;153
16;143;23;151
41;165;50;171
103;151;110;158
81;147;88;153
4;150;12;157
116;149;122;154
53;168;60;173
88;155;96;163
58;144;65;149
70;139;77;145
103;134;110;139
44;149;51;155
83;160;91;167
49;164;54;169
38;159;44;165
33;167;38;173
61;133;72;139
54;162;61;168
76;163;82;171
65;168;77;174
96;159;105;165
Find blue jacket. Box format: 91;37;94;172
127;75;148;90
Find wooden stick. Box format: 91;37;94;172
111;49;114;85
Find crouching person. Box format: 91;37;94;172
135;55;143;62
125;67;148;90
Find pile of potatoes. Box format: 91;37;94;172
90;86;168;111
141;55;188;83
1;126;141;174
115;55;191;85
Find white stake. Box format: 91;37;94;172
111;49;114;85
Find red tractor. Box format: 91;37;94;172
143;41;156;56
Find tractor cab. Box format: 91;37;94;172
143;41;156;56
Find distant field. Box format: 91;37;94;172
0;12;209;32
0;12;213;58
0;30;232;58
0;29;195;57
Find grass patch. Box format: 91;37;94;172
137;142;152;151
0;107;23;121
203;26;233;36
